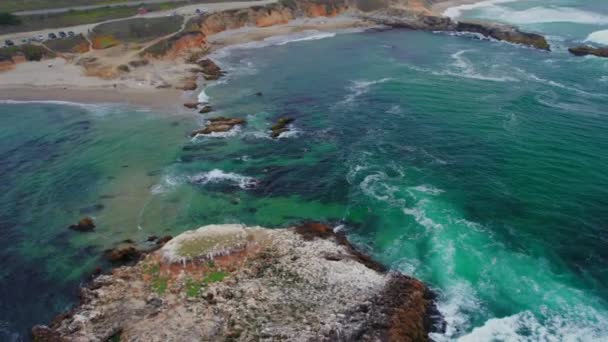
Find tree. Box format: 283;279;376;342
0;12;22;26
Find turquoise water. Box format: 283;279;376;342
2;2;608;340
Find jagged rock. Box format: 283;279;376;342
199;105;213;114
197;58;225;80
105;243;141;263
569;45;608;58
38;224;442;341
270;117;295;138
363;10;550;50
156;235;172;246
454;21;550;51
178;81;198;91
68;217;95;232
190;117;246;137
31;325;65;342
183;102;203;109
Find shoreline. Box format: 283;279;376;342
430;0;488;16
0;16;374;109
0;85;184;111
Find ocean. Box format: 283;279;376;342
1;0;608;340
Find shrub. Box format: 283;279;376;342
0;12;21;26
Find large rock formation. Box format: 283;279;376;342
140;0;551;61
190;117;246;136
32;223;442;341
361;8;550;50
569;45;608;58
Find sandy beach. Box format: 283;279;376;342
0;14;372;108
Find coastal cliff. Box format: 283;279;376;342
32;224;442;341
142;0;550;59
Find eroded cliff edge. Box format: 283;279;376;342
32;223;443;341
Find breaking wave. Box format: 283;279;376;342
339;78;392;105
189;169;258;189
586;29;608;46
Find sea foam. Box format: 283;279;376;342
189;169;258;189
586;29;608;45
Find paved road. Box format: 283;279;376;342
1;1;275;47
14;0;216;16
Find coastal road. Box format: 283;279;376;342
13;0;219;16
1;0;275;46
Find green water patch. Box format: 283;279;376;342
0;102;191;338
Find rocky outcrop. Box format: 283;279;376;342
454;20;550;50
183;102;203;109
190;117;246;136
68;217;95;232
196;58;225;80
270;117;295;138
199;105;213;114
32;224;442;341
569;45;608;58
362;8;550;50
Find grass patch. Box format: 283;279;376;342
184;277;203;297
91;16;183;45
203;271;227;284
0;44;53;61
92;35;120;49
144;262;169;295
43;34;89;53
151;275;169;295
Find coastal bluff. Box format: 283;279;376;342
32;224;442;341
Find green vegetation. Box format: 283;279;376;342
144;262;169;295
0;44;53;61
175;233;245;259
91;16;183;44
151;276;169;294
184;277;202;297
203;270;227;284
43;34;89;53
0;0;139;13
0;12;21;25
0;0;246;13
0;2;187;34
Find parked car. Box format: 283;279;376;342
68;31;75;37
36;35;45;41
58;31;67;38
48;33;57;39
4;39;15;47
21;38;29;44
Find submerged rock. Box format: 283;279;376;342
105;242;141;263
568;45;608;58
190;117;246;137
35;224;442;341
270;117;295;138
68;217;95;232
198;105;213;114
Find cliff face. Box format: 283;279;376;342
141;0;549;60
143;0;352;58
32;224;443;341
